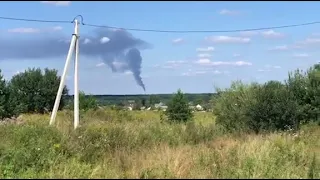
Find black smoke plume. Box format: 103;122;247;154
0;28;151;91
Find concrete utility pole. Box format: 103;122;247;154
50;19;80;129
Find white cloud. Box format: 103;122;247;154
198;54;212;58
234;61;252;66
100;37;110;44
300;38;320;45
269;45;289;51
112;61;127;70
258;69;270;72
258;65;281;72
166;60;185;64
195;59;252;66
196;47;215;52
51;26;63;31
181;69;229;77
265;65;281;69
195;59;212;65
261;30;284;39
293;53;310;58
205;36;250;44
213;70;222;74
181;72;192;76
96;62;105;67
233;53;241;57
162;65;176;69
13;70;22;75
40;1;71;6
7;28;40;33
162;60;186;69
83;38;91;44
7;26;62;33
218;9;241;16
195;71;207;74
172;38;184;44
311;33;320;36
124;71;133;75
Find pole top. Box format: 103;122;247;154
72;15;84;25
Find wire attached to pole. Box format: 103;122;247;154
1;15;320;33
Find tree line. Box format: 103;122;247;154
1;64;320;135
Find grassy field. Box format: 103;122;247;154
0;109;319;178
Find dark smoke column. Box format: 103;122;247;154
126;48;146;92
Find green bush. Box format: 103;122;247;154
67;91;98;112
247;80;301;133
213;81;259;132
287;65;320;124
214;80;302;133
165;89;193;123
7;68;68;115
0;70;12;119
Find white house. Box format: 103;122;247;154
195;104;203;111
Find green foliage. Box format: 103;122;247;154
286;64;320;124
165;89;193;123
0;70;12;119
68;91;99;112
7;68;68;115
213;81;259;132
79;91;98;111
247;81;301;133
0;124;65;177
214;80;302;133
149;95;160;106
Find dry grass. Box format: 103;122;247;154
0;108;319;178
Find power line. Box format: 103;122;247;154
83;21;320;33
0;16;72;24
1;15;320;33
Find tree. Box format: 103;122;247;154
149;95;160;106
165;89;193;123
286;64;320;124
0;70;12;119
194;98;204;106
141;98;146;107
78;91;98;111
8;68;68;115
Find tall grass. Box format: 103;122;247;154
0;109;319;178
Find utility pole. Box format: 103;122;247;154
50;19;80;129
74;20;80;129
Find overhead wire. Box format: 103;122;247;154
1;15;320;33
83;21;320;33
0;16;73;24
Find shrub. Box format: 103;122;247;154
67;91;99;112
214;80;302;133
79;91;98;111
7;68;68;115
213;81;259;132
247;80;301;133
286;65;320;124
165;89;193;123
0;70;12;119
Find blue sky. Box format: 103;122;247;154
0;1;320;95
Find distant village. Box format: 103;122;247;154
118;100;210;112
